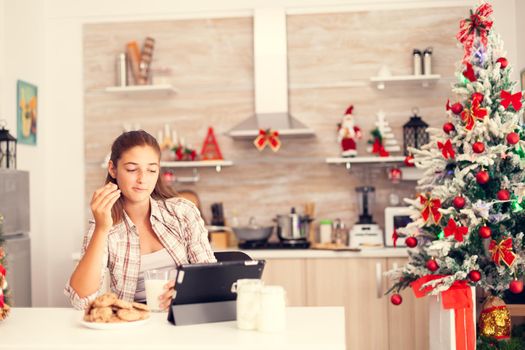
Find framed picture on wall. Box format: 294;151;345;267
16;80;38;145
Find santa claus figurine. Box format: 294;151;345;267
337;105;362;157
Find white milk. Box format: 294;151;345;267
145;279;167;311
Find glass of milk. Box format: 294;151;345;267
144;268;176;312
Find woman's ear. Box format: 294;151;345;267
108;160;117;179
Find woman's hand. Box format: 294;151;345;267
91;182;121;231
159;280;175;311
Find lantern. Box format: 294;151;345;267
403;108;429;156
0;121;17;169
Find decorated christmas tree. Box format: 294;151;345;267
387;2;525;346
0;213;10;321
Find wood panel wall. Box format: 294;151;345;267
83;7;467;237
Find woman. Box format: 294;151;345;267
65;130;216;310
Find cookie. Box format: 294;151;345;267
91;307;113;323
108;315;122;323
83;314;93;322
132;302;149;311
117;308;142;322
138;310;150;320
113;299;132;310
93;292;117;308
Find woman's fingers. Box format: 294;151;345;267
92;186;119;210
163;280;175;290
159;288;175;310
101;190;121;211
91;183;118;206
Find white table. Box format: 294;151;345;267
0;307;345;350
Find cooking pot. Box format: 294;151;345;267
274;212;313;241
232;217;274;242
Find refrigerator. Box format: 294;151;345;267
0;169;31;307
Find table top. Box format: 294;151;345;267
0;307;345;350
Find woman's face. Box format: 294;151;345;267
109;145;160;204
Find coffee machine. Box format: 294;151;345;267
349;186;384;248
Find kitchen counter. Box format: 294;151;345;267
235;247;409;260
72;247;408;262
0;307;345;350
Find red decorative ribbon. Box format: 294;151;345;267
437;139;455;159
489;237;516;267
446;99;451;111
254;129;281;152
500;90;523;111
372;138;390;157
461;98;487;131
411;275;475;350
0;294;3;308
419;195;442;224
444;218;468;242
463;63;477;82
392;228;399;248
456;3;493;64
0;264;5;277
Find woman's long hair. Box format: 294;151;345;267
105;130;177;224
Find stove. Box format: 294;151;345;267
238;240;310;250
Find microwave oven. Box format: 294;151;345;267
384;206;413;247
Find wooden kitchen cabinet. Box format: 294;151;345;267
261;259;307;306
306;258;390;350
386;258;429;350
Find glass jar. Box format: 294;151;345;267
333;219;349;246
257;285;286;332
319;219;333;244
233;279;263;330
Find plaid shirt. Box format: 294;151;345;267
64;197;216;310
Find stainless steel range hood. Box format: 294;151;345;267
228;8;315;139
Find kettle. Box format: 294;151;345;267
274;207;313;242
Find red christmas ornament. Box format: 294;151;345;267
497;189;511;201
472;92;484;103
443;122;455;134
390;294;403;306
426;259;439;272
506;132;520;145
451;103;464;115
405;236;418;248
472;142;485;154
453;196;466;209
403;155;415;167
476;170;490;184
468;270;482;282
497;57;509;69
509;279;524;294
479;225;492;239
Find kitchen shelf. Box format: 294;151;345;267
160;160;233;172
100;159;233;172
104;84;178;94
370;74;441;90
326;156;406;169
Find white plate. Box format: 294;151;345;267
80;317;150;330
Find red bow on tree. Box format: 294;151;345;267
461;98;487;131
489;237;516;267
254;129;281;152
456;3;493;64
437;139;455;159
444;218;469;242
500;90;523;111
419;194;442;224
463;63;477;82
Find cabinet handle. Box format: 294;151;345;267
376;262;383;299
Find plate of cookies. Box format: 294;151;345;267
81;292;151;330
